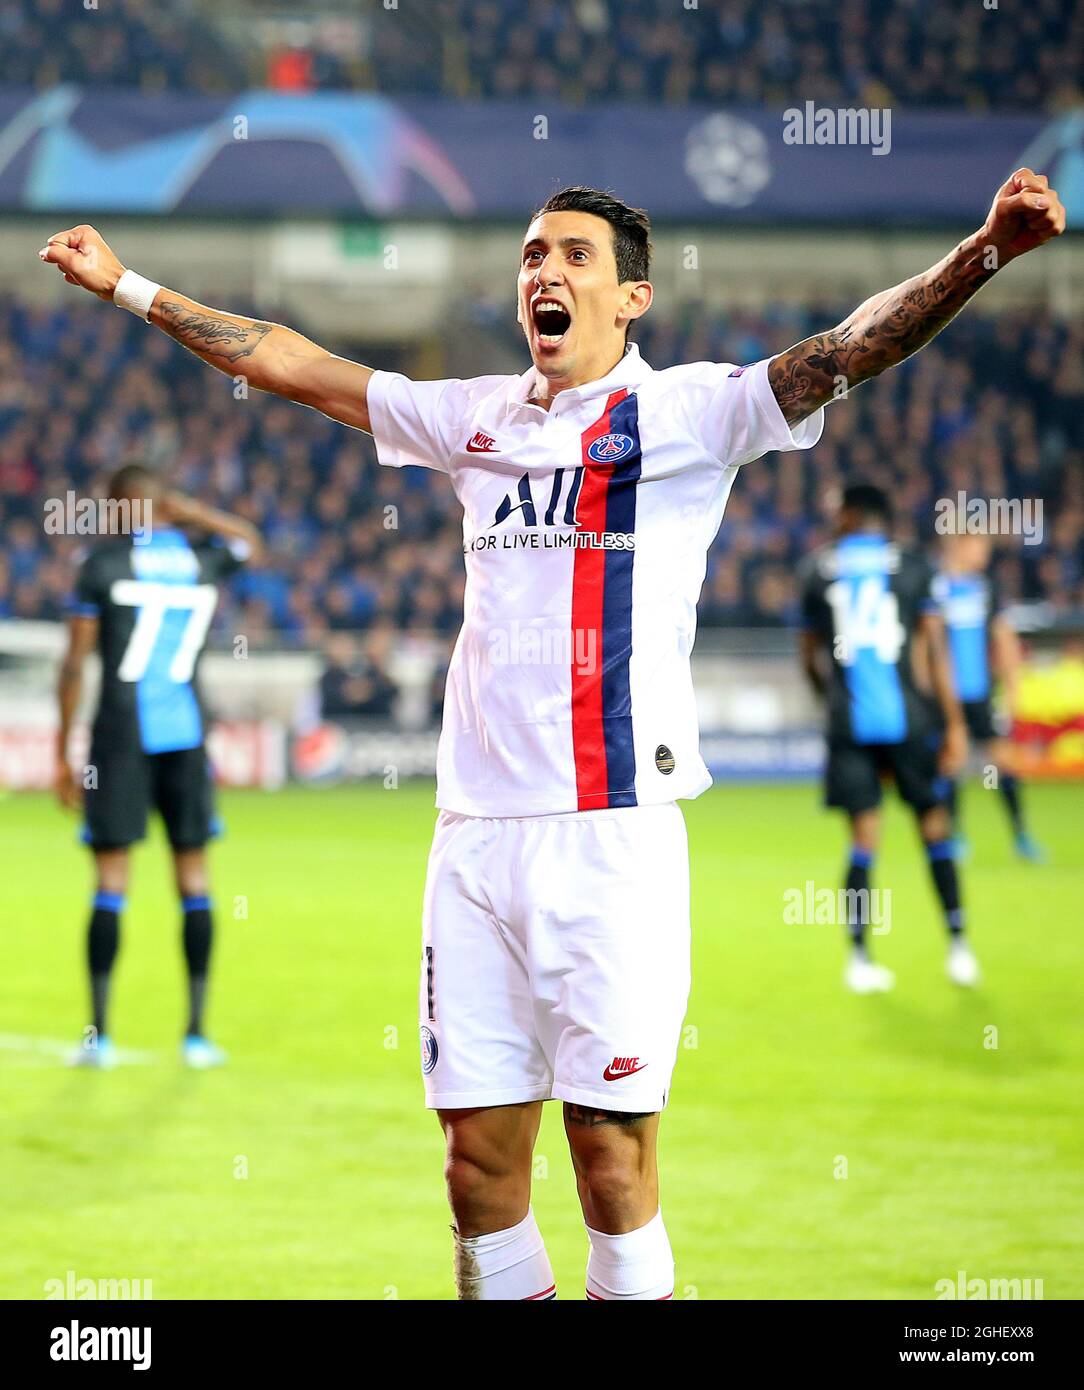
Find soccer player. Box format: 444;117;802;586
39;166;1063;1297
56;465;261;1069
939;532;1045;861
799;484;977;993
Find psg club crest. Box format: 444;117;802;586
587;432;634;464
420;1026;439;1075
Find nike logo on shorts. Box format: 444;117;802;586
603;1056;647;1081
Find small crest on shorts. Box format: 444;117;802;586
655;744;675;775
420;1026;439;1075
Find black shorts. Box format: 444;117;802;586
82;742;218;851
824;731;947;815
962;698;1005;743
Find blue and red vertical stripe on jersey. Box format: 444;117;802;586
570;389;641;810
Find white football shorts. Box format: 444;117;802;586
418;802;691;1113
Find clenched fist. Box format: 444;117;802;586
38;224;126;300
982;167;1066;264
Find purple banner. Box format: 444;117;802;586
0;87;1077;224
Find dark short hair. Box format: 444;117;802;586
841;481;893;524
107;462;159;502
533;186;652;284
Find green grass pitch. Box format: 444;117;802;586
2;780;1082;1300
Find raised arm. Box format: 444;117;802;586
767;169;1066;426
163;491;265;564
39;225;373;432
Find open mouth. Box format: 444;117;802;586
532;297;572;346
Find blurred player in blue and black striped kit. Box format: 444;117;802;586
55;463;262;1069
799;484;980;994
939;531;1045;862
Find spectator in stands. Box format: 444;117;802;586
0;294;1080;660
2;0;1080;110
319;632;398;720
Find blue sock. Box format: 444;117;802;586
182;896;213;1037
845;849;874;952
926;841;964;937
88;892;124;1037
999;773;1024;836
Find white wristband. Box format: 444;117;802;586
113;269;162;321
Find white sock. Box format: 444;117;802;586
585;1209;674;1300
453;1207;555;1300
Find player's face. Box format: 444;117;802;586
949;534;991;572
518;211;650;386
107;479;161;536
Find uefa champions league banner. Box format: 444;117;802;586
0;86;1079;223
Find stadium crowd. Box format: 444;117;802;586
1;295;1081;659
1;0;244;94
2;0;1080;111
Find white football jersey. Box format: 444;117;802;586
366;345;823;816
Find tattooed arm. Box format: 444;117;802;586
767;168;1066;426
147;292;374;430
37;226;373;431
